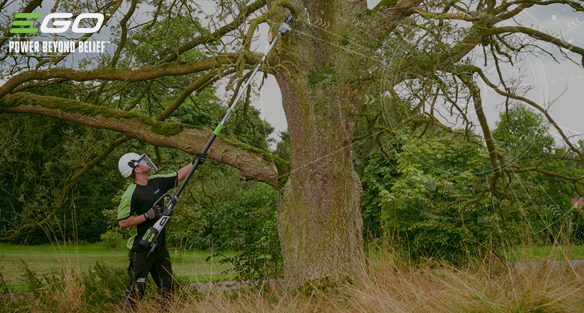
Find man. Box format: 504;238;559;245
117;152;204;311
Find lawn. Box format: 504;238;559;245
0;242;234;288
6;244;584;312
4;242;584;289
503;245;584;262
365;244;584;265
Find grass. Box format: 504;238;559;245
4;248;584;312
505;245;584;262
4;243;584;312
4;242;583;288
0;242;234;288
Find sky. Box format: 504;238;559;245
2;0;583;148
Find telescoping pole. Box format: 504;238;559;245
139;13;293;258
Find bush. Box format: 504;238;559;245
101;230;123;250
196;176;282;280
363;130;500;264
210;183;282;280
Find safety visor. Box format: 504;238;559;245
132;153;159;174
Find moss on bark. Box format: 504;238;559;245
151;122;184;137
1;93;156;126
274;0;367;292
375;0;397;9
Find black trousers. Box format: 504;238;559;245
121;246;173;311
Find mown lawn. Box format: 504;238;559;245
4;242;584;289
0;243;234;288
503;245;584;262
364;244;584;265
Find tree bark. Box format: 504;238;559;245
274;0;367;291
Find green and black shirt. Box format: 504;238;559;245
117;172;178;251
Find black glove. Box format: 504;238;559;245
192;153;206;165
144;204;162;220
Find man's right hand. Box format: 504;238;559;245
144;205;162;220
193;153;206;165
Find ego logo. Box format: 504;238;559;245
10;13;104;34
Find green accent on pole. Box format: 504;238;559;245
15;13;43;18
12;21;34;26
213;123;224;135
10;28;38;33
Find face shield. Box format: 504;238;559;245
130;153;159;174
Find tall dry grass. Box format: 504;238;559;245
169;256;584;313
7;252;584;312
23;273;87;313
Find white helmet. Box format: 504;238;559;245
118;152;159;178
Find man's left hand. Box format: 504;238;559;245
144;205;162;220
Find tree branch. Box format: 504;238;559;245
159;0;268;63
0;135;130;241
0;93;286;188
472;65;584;162
0;54;251;98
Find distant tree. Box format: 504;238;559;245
493;104;555;166
274;130;290;161
493;105;583;242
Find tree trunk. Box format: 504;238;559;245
274;0;367;291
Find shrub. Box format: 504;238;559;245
364;131;499;263
199;180;282;280
100;230;123;250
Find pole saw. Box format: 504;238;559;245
139;13;293;259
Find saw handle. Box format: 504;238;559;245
138;192;177;251
158;192;177;216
